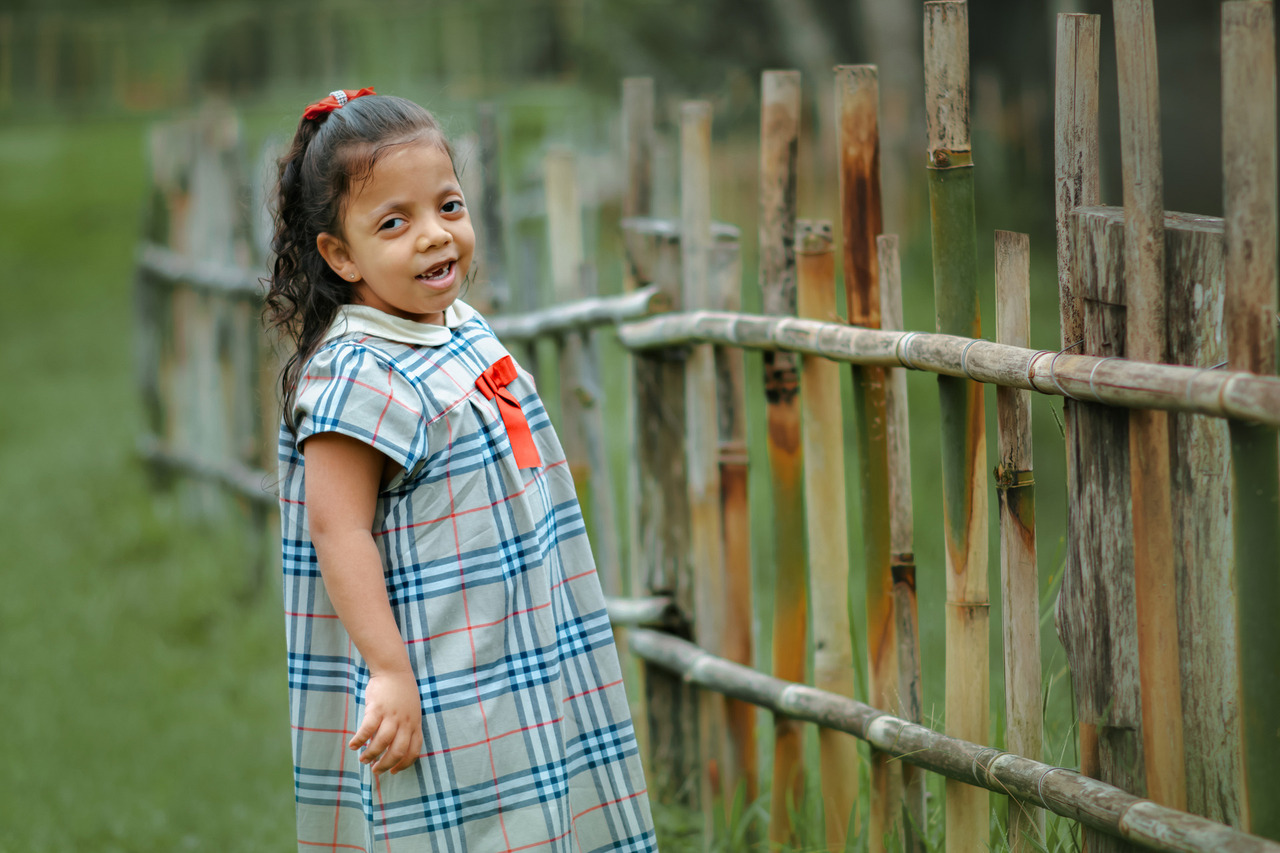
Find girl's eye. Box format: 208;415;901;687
442;200;464;215
380;217;407;231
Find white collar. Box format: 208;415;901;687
324;300;475;347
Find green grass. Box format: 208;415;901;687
0;116;293;851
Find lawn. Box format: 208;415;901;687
0;116;294;851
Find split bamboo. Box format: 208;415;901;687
621;78;699;807
1163;213;1240;827
759;68;808;847
1113;0;1186;811
796;220;859;850
923;4;989;848
709;224;757;808
1051;19;1108;848
836;63;897;853
994;231;1044;853
1222;1;1280;840
878;234;926;853
680;99;728;826
627;629;1280;853
618;76;656;775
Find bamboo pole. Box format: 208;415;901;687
680;99;728;828
995;231;1045;853
759;68;808;847
626;629;1280;853
797;220;860;850
923;5;989;848
1223;1;1280;840
879;234;926;853
615;307;1280;425
1113;0;1186;812
836;63;897;853
485;286;668;340
1052;16;1103;826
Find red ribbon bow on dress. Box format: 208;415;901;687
302;87;377;121
475;356;542;470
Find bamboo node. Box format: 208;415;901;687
972;746;1004;786
1037;766;1067;809
1088;356;1117;402
928;147;973;170
1048;340;1084;398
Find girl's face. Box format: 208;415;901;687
317;138;474;326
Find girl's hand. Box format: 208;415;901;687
350;667;424;775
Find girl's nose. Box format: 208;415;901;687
415;219;451;252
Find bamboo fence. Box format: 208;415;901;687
133;2;1280;851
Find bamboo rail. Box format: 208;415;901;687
615;310;1280;425
485;285;668;340
627;628;1280;853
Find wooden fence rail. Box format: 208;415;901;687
133;1;1280;851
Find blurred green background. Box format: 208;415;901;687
0;0;1232;849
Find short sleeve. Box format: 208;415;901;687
294;343;427;473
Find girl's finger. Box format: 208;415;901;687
349;709;382;750
361;720;396;765
380;727;412;774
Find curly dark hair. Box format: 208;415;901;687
264;93;452;432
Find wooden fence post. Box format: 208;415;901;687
797;219;861;850
477;103;511;313
680;99;728;828
835;62;897;853
1223;0;1280;840
923;4;990;849
759;68;808;848
1164;212;1240;827
994;230;1045;852
878;234;926;853
1113;0;1187;812
1064;206;1143;853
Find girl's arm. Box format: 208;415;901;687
304;432;423;775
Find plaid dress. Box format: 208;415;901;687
277;302;656;853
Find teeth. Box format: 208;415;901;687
420;262;451;280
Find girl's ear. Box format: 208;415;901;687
317;232;359;282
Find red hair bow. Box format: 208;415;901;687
302;87;377;121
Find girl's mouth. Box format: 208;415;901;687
417;261;454;285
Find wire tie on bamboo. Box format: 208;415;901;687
1088;356;1116;403
960;338;983;381
896;331;921;370
1184;359;1229;403
1024;350;1053;391
1036;766;1066;809
1048;339;1085;399
971;746;1003;787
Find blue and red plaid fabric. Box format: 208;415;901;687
277;308;656;852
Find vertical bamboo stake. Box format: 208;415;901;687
1223;1;1280;839
994;231;1045;853
1052;18;1105;849
878;235;926;853
712;229;758;807
681;100;728;829
923;5;989;850
797;220;860;850
1113;0;1186;811
836;63;897;853
760;68;808;847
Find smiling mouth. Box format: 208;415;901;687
417;261;454;282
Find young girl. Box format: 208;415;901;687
266;88;657;853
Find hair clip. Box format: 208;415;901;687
302;87;377;121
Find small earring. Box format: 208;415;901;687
349;273;356;279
